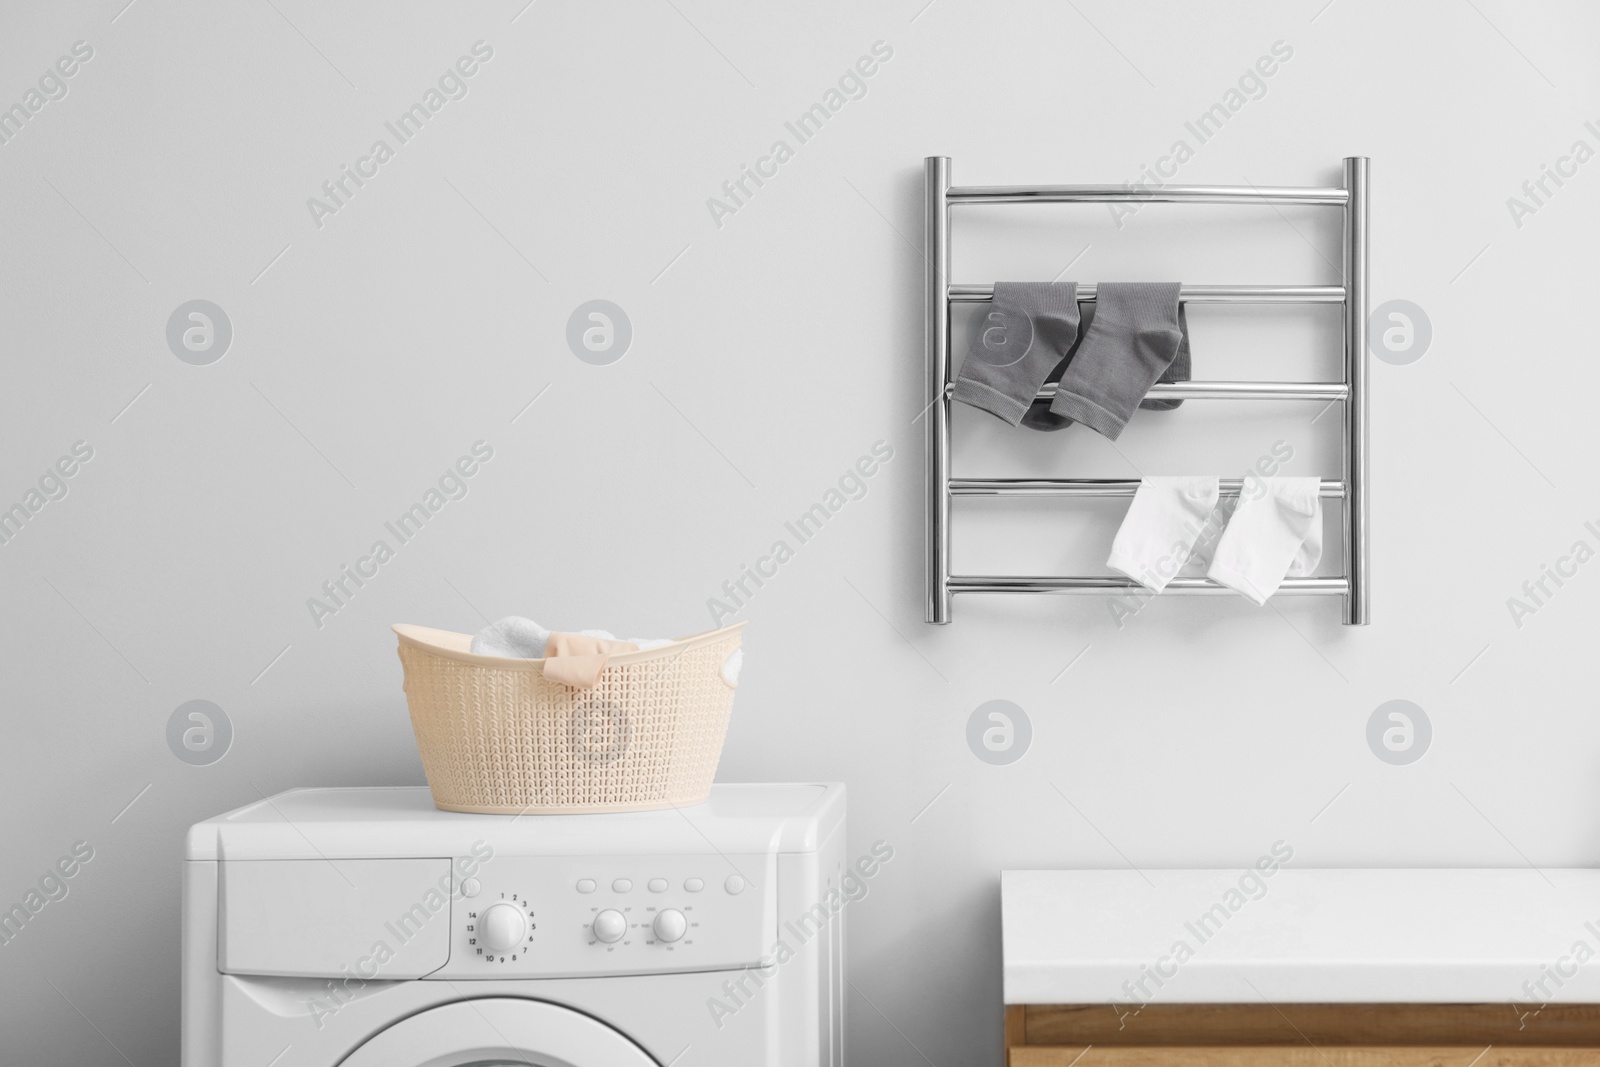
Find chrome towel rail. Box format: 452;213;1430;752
947;576;1349;595
923;156;1370;625
947;184;1349;205
941;381;1350;402
948;284;1346;303
950;478;1347;500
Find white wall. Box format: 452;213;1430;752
3;0;1599;1062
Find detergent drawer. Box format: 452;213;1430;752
219;858;452;978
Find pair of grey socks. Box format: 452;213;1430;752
952;282;1189;439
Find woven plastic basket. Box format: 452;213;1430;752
393;621;745;814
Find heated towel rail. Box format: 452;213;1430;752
923;155;1369;625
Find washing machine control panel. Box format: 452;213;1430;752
432;854;776;979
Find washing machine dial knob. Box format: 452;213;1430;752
592;909;627;943
481;903;526;952
653;908;687;943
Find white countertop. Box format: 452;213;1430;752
1004;868;1600;1004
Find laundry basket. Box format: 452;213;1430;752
393;621;745;814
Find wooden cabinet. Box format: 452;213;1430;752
1005;1004;1600;1065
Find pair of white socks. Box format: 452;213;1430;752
1106;475;1322;605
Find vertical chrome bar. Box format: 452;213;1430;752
925;157;952;623
1342;156;1370;625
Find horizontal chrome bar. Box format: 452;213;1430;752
1127;381;1347;401
1138;381;1345;401
950;478;1346;499
947;576;1349;595
944;381;1348;402
949;284;1344;304
947;185;1349;205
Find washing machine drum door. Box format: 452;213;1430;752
337;998;657;1067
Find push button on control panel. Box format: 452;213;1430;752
611;878;632;893
724;875;746;895
684;877;704;892
647;878;668;893
575;879;596;894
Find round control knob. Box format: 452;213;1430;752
481;903;526;952
592;909;627;943
652;908;687;943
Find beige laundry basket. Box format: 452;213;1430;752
393;621;744;814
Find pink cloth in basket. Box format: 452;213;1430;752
542;632;639;688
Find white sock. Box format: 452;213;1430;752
1176;498;1234;575
1107;476;1222;592
1207;476;1322;605
1287;495;1323;578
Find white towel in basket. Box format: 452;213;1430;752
470;616;672;658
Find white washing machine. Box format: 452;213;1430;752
183;783;846;1067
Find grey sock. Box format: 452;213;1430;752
1020;299;1093;431
1022;301;1191;429
952;282;1080;426
1138;303;1190;411
1047;282;1184;440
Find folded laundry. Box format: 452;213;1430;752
1207;476;1323;605
1021;299;1192;430
1106;476;1221;592
952;282;1081;425
469;617;738;688
470;617;672;659
1047;282;1186;440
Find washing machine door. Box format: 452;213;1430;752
336;998;659;1067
